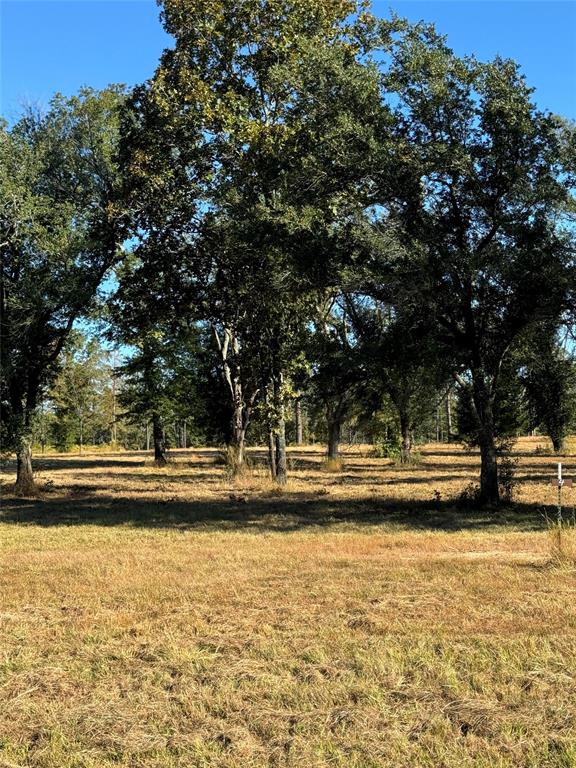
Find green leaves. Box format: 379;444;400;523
1;87;125;441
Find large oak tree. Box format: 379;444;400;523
371;25;576;504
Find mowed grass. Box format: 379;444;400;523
1;438;576;767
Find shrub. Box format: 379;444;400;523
459;482;481;506
373;437;402;461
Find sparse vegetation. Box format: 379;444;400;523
321;457;345;473
1;438;575;767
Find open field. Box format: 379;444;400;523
1;438;576;767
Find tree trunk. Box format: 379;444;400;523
399;414;412;464
268;430;277;480
472;374;500;506
275;417;287;485
214;326;255;476
227;367;254;476
229;400;247;475
327;418;341;461
274;374;287;485
479;436;499;505
551;435;565;454
15;434;36;496
145;422;150;451
295;398;303;445
111;349;117;446
39;402;46;454
152;412;167;466
445;391;453;441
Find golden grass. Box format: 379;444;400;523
1;437;576;767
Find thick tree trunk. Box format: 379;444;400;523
15;434;36;496
228;440;244;470
295;398;303;445
327;418;341;461
228;390;257;477
229;400;247;474
152;412;167;466
229;432;247;472
552;435;565;454
479;436;499;505
472;373;500;506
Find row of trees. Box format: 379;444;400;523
2;0;575;504
31;320;576;464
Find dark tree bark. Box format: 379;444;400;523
325;396;348;461
327;417;342;461
152;412;167;466
472;373;500;506
479;436;499;505
552;435;565;454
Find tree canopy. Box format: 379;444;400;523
2;2;575;505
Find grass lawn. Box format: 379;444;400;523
1;439;575;767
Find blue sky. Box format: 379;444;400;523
1;0;575;123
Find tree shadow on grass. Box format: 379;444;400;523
0;490;550;533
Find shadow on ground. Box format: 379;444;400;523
0;491;550;533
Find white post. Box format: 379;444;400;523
558;462;563;523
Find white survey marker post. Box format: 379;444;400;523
551;462;573;523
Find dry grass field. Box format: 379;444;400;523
1;437;576;767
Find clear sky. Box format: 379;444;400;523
1;0;575;123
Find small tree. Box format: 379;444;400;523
48;332;110;452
